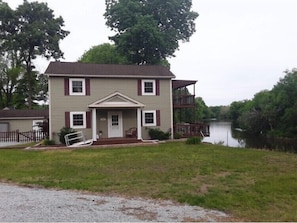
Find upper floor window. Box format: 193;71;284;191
70;78;85;95
141;79;156;95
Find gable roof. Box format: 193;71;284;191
45;62;175;79
0;109;49;120
89;91;145;108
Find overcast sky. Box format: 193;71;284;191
7;0;297;106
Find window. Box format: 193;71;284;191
111;115;119;126
70;78;85;95
70;112;86;129
142;110;156;126
142;80;156;95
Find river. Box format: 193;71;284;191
202;121;297;153
202;121;245;147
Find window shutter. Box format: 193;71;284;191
64;78;69;96
86;78;90;96
86;111;91;128
65;112;70;128
156;79;160;96
156;110;161;126
138;79;142;95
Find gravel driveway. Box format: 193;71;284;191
0;183;231;222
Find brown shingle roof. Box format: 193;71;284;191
0;109;49;119
45;62;175;78
172;80;197;89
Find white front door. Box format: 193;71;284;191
108;111;123;138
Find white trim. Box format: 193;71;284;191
137;108;142;140
89;91;145;108
169;80;174;139
142;79;156;95
92;108;97;141
70;111;86;129
49;78;52;140
69;78;85;95
142;110;156;127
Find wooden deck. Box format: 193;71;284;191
174;123;210;138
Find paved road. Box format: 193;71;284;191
0;183;231;222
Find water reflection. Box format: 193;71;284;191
202;121;245;147
202;121;297;153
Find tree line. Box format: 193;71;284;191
229;68;297;138
195;69;297;139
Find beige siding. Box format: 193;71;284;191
0;119;37;132
49;77;172;142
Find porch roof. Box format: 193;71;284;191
172;80;197;89
89;91;145;108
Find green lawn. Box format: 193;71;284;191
0;142;296;221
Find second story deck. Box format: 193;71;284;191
172;80;196;108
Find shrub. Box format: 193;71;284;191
148;128;170;140
186;137;202;145
174;132;183;139
58;127;76;144
42;139;56;145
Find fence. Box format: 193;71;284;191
0;130;46;142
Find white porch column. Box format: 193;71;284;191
137;108;142;140
92;108;97;141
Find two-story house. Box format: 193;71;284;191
45;62;176;143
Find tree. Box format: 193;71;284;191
79;43;128;64
104;0;198;65
0;0;69;108
230;68;297;138
0;51;23;109
195;97;211;121
13;71;48;109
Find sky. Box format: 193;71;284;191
7;0;297;106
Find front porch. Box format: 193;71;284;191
89;91;144;141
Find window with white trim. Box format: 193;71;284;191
70;112;86;129
142;80;156;95
70;78;85;95
142;110;156;126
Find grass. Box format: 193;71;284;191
0;142;296;221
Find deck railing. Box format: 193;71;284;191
0;130;46;142
173;95;195;107
174;123;210;138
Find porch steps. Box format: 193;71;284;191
93;138;140;145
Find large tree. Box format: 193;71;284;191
79;43;128;64
0;0;69;108
104;0;198;65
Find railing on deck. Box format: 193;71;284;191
174;123;210;138
173;95;195;107
0;130;46;142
